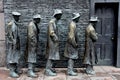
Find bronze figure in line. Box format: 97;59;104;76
83;16;98;75
45;9;62;76
6;12;22;78
64;13;80;76
27;14;41;78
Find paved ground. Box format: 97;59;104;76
0;66;120;80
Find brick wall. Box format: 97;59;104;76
3;0;90;67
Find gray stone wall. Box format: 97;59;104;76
4;0;90;67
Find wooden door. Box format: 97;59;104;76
95;3;118;65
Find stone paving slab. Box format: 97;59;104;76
0;66;120;80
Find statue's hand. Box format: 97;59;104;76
13;39;16;45
51;35;58;42
76;44;78;48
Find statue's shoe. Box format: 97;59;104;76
85;69;95;75
10;71;19;78
33;68;40;72
15;69;23;74
67;70;78;76
73;68;77;72
27;70;38;78
45;69;57;76
51;68;56;73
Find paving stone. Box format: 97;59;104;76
90;76;113;80
111;73;120;80
101;66;120;73
94;66;106;73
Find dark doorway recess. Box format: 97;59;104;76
95;3;118;66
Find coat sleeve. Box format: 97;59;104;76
49;22;58;42
28;23;37;44
90;29;98;42
7;22;14;43
68;23;78;48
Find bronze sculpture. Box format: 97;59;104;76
27;14;41;78
45;9;62;76
6;12;22;78
83;16;98;75
64;13;80;76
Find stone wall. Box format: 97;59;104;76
3;0;90;67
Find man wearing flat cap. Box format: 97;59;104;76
6;11;22;78
64;13;80;76
27;14;41;78
83;16;98;75
45;9;62;76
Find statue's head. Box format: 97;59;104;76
89;16;99;25
72;13;80;23
53;9;62;20
33;14;41;24
12;11;21;22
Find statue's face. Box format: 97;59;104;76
55;14;62;20
75;17;80;23
34;18;41;24
92;21;97;25
13;16;20;22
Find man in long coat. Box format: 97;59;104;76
45;9;62;76
7;12;21;78
64;13;80;76
27;14;41;78
83;16;98;75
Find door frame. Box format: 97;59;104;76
90;0;120;67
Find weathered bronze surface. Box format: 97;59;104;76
6;12;21;78
27;14;41;78
64;13;80;76
83;16;98;75
45;9;62;76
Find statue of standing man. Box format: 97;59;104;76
83;16;98;75
27;14;41;78
45;9;62;76
64;13;80;76
7;12;22;78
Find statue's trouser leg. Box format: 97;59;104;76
86;64;95;75
27;63;37;78
46;59;52;70
9;63;19;78
45;59;56;76
15;63;23;74
67;58;77;76
68;58;73;72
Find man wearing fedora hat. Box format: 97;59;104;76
27;14;41;78
45;9;62;76
6;11;22;78
64;13;80;76
83;16;98;75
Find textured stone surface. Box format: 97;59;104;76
0;13;5;40
3;0;90;67
0;66;120;80
0;41;6;66
0;0;3;12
